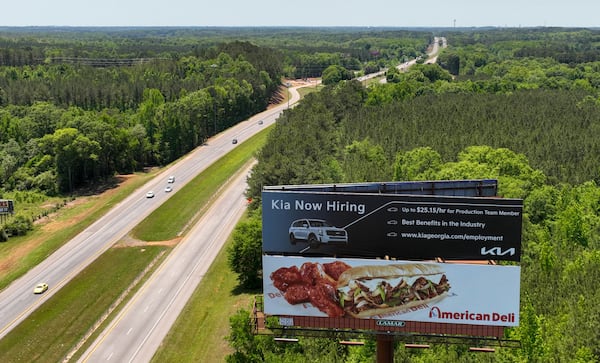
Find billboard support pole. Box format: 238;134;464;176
376;334;394;363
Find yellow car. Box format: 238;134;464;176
33;282;48;294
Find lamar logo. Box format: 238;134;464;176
480;246;516;256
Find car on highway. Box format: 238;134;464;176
289;218;348;247
33;282;48;294
258;120;264;125
146;191;155;198
165;186;173;192
232;138;238;144
167;175;175;183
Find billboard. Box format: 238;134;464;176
0;200;14;214
262;190;523;261
263;255;520;327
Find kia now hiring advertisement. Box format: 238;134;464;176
264;255;521;327
262;190;523;261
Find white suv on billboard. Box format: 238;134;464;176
289;218;348;247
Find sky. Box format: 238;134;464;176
1;0;598;28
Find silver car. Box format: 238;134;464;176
289;218;348;247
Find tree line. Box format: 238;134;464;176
227;27;600;362
0;26;434;241
0;27;433;199
0;44;283;195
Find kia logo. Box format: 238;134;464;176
480;247;516;256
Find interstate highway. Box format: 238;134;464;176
0;85;301;341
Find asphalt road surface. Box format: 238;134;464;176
0;85;301;341
360;37;446;84
77;162;253;363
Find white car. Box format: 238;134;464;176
165;186;173;192
289;218;348;247
167;176;175;183
33;282;48;294
146;191;155;198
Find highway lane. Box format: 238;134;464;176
358;37;446;84
78;162;253;363
0;85;301;340
424;36;446;64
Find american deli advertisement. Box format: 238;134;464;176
263;255;520;327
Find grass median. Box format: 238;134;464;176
0;245;169;363
132;132;267;241
0;128;271;362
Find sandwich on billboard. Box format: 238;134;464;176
264;255;520;327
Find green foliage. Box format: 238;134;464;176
438;51;461;75
227;213;263;289
343;138;390;182
507;298;546;362
411;63;453;83
322;65;354;85
524;185;560;225
345;89;600;185
386;66;402;83
246;95;343;200
226;309;269;363
0;41;285;194
239;29;600;359
393;147;442;181
227;311;376;363
2;214;33;236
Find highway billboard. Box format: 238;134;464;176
262;190;523;261
263;255;520;327
0;200;14;214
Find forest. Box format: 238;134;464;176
0;27;431;238
228;28;600;362
1;26;600;362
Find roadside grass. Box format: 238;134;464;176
132;129;269;241
0;245;169;363
298;84;323;97
151;213;256;363
0;172;157;291
0;126;272;362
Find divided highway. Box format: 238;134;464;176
78;162;253;362
1;38;442;360
0;85;301;341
